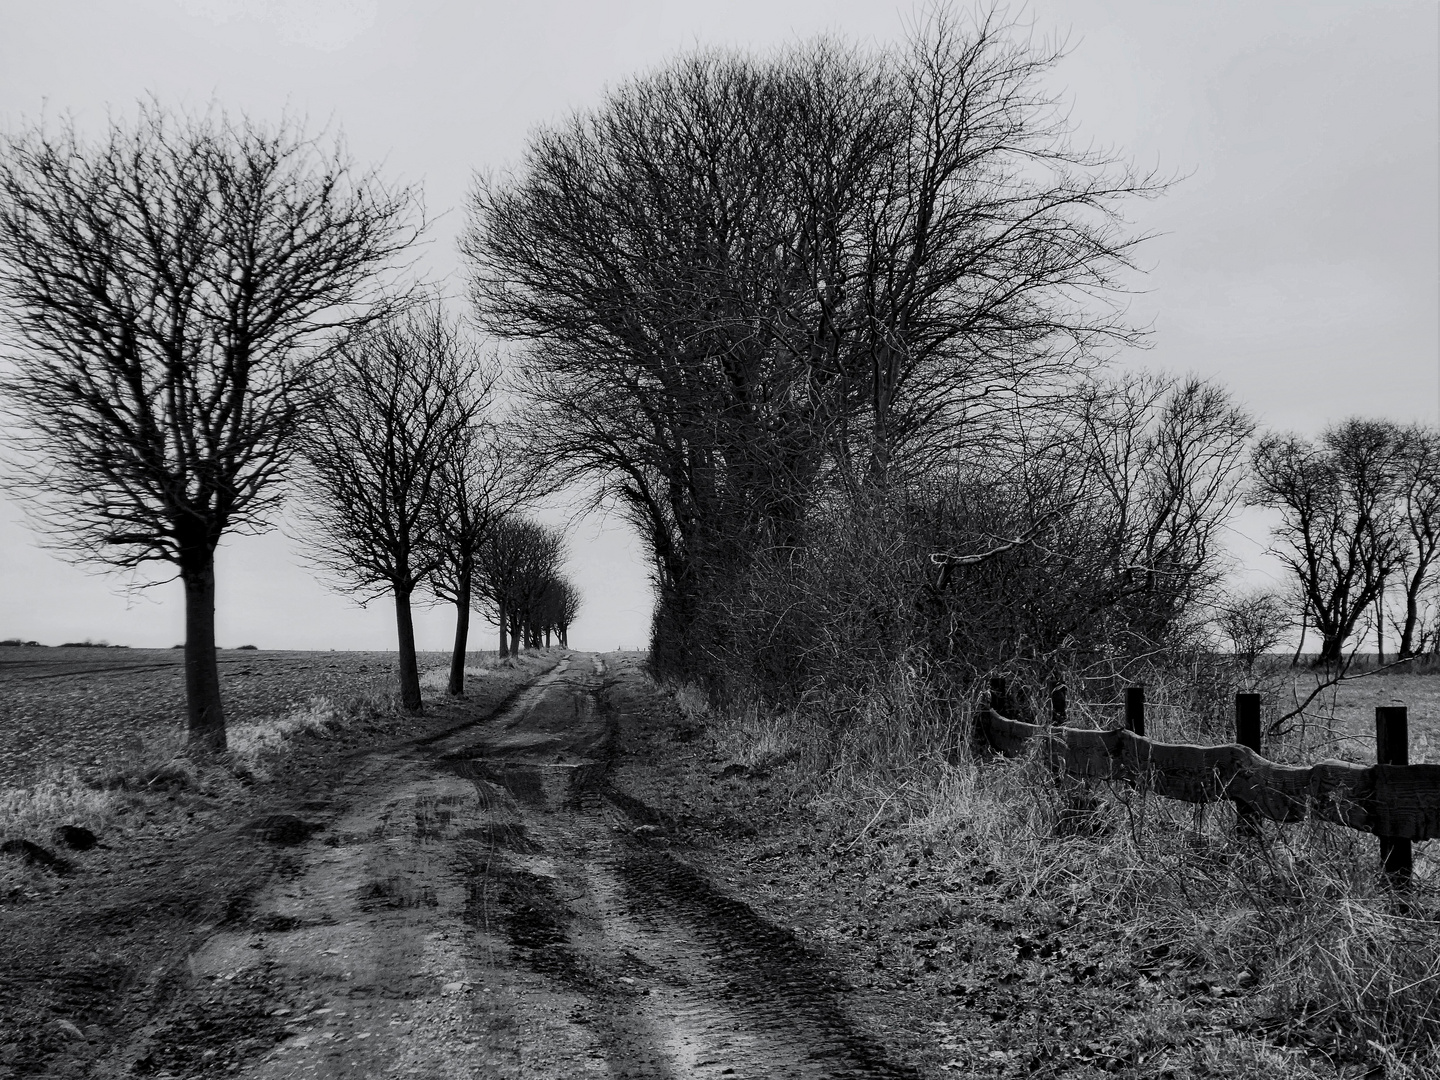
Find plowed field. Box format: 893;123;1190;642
0;647;434;787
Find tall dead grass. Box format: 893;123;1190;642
417;649;504;691
224;696;345;780
692;665;1440;1077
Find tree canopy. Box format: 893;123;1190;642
464;7;1166;680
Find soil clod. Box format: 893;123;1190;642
56;824;98;850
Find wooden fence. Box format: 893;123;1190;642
978;679;1440;883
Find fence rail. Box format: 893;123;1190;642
979;677;1437;889
979;709;1440;841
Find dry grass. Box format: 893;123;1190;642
672;683;709;727
695;666;1440;1078
1276;664;1440;765
224;696;343;779
0;684;399;899
418;649;503;691
0;770;118;846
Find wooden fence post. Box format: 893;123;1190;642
1376;705;1412;887
989;677;1008;718
1235;693;1262;838
1050;684;1067;727
1124;686;1145;737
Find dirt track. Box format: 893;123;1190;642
71;652;914;1079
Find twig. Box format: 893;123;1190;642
1270;654;1420;737
929;502;1076;569
834;781;913;854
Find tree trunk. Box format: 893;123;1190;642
545;627;552;648
1397;556;1430;659
1375;594;1385;663
394;586;423;713
180;546;226;752
1291;606;1308;667
1316;631;1346;668
497;597;509;657
649;562;705;681
448;564;472;696
1314;595;1376;669
1399;589;1420;659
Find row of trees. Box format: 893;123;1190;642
0;7;1423;756
293;301;579;712
0;106;578;750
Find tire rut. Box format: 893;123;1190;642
449;656;919;1079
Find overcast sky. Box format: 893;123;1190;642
0;0;1436;652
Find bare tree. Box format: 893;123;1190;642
1071;373;1255;643
426;416;535;696
295;301;484;712
463;5;1165;681
1389;424;1440;658
0;104;417;750
552;577;582;648
512;541;568;651
1250;419;1406;667
923;374;1251;662
703;370;1253;708
531;574;583;648
1215;588;1291;673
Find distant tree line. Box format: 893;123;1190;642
289;298;579;710
289;304;578;710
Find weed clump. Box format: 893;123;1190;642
223;697;342;780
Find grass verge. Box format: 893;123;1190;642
672;671;1440;1079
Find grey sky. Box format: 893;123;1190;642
1;0;1436;651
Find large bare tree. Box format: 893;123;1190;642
295;301;484;712
0;104;417;750
463;6;1165;679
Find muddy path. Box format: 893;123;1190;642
448;655;916;1079
94;652;920;1079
